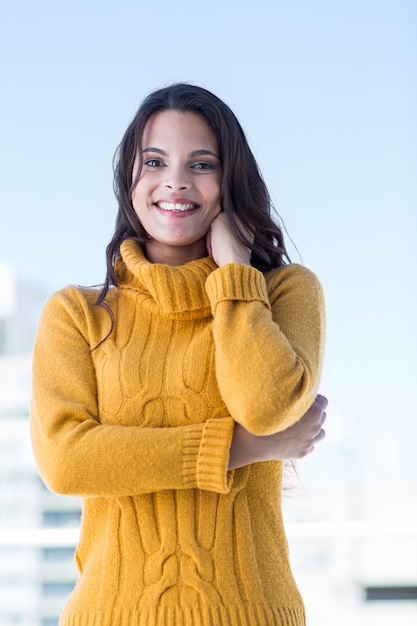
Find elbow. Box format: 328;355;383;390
241;414;297;437
242;418;278;437
31;436;82;497
238;374;318;436
42;472;77;497
31;408;94;498
37;459;80;497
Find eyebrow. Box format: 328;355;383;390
141;147;220;160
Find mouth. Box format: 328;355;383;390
155;201;200;213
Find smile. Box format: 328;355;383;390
155;201;200;212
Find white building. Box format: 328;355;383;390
0;267;82;626
0;264;44;356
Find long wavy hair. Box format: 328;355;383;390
97;83;290;308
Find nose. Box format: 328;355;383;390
164;166;191;191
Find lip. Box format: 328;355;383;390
154;198;201;215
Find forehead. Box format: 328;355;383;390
142;110;218;150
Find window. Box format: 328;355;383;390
42;582;74;598
42;547;74;562
42;511;80;527
42;619;59;626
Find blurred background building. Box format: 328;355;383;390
0;266;81;626
0;264;416;626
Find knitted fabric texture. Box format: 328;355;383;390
31;239;325;626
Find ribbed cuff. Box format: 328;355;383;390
182;418;235;494
205;264;270;314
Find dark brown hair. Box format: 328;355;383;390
97;83;290;308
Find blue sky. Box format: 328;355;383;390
1;0;416;482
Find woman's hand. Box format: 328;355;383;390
206;212;253;267
228;394;328;470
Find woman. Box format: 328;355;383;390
31;83;327;626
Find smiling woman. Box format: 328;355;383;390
131;110;222;265
30;83;327;626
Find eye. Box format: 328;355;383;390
144;159;164;167
191;162;215;170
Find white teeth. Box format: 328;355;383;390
157;202;198;212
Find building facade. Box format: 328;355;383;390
0;266;81;626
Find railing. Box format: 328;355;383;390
1;519;416;546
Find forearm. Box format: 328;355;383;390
206;263;325;435
31;399;235;497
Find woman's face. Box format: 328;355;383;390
131;110;222;265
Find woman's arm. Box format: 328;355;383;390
206;213;326;436
31;289;235;498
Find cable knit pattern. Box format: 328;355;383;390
31;239;325;626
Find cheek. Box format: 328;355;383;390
131;191;139;214
205;178;221;203
131;182;148;208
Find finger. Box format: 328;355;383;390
315;394;328;410
315;428;326;443
305;445;315;457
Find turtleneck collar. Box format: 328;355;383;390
115;239;218;318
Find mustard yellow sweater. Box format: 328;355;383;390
31;239;325;626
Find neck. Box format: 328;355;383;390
144;239;208;266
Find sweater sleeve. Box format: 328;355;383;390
205;263;325;435
30;289;235;498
